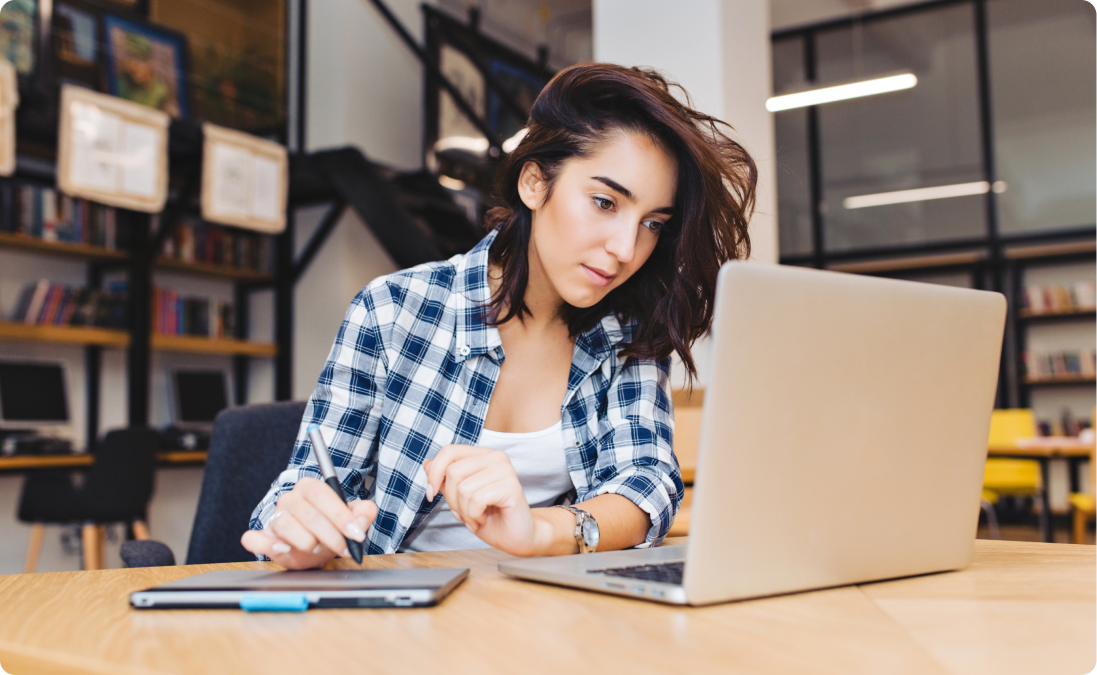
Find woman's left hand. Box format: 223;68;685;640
425;444;545;556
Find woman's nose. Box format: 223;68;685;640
604;220;637;264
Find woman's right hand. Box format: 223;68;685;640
240;477;378;569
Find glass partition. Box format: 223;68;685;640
814;3;985;252
772;37;813;258
987;0;1096;235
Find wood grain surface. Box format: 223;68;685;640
0;539;1091;675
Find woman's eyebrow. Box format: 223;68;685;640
592;176;635;201
592;176;675;215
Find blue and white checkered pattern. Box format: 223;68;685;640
250;230;683;554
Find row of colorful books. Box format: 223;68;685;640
152;288;237;339
10;279;129;329
0;183;128;249
1022;350;1097;379
1023;281;1097;313
157;218;275;273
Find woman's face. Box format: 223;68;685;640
520;131;678;310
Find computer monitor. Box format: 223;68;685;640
172;370;228;428
0;361;70;427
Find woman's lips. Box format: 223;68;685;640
582;264;616;287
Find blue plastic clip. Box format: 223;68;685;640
240;594;309;612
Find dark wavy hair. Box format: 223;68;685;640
485;63;757;380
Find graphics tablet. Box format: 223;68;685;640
130;568;469;610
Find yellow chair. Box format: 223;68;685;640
983;409;1045;540
1068;408;1096;544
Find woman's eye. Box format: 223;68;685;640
593;197;614;211
643;220;663;234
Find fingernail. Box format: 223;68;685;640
345;522;366;542
272;542;291;553
342;548;351;558
426;483;434;501
312;544;323;554
357;516;369;530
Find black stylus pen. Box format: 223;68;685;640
307;424;364;563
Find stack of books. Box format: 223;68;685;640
158;218;274;273
1023;281;1097;314
1;184;126;249
152;288;236;339
1023;350;1097;380
10;279;129;329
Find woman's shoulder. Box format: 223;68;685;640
351;232;495;323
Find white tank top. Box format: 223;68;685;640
399;421;574;552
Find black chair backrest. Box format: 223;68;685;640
185;401;306;564
82;427;161;522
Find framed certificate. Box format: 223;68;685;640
0;59;18;177
57;84;170;212
200;123;287;234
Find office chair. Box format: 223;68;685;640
18;428;161;572
1069;408;1096;545
119;400;306;568
983;409;1045;541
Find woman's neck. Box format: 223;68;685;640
488;242;567;333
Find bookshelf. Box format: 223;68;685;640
0;232;128;261
154;257;276;283
0;322;130;349
151;334;277;358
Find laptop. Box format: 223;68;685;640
131;568;469;609
499;262;1006;605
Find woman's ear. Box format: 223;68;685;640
516;161;547;211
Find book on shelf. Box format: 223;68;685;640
152;287;236;339
0;183;128;250
1023;280;1097;313
157;216;274;274
10;279;129;329
1022;349;1097;379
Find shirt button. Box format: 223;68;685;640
459;345;471;357
574;439;581;447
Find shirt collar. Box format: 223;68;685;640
452;230;502;364
450;229;637;365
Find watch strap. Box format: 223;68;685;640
555;505;595;554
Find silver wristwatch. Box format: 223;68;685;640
556;505;600;554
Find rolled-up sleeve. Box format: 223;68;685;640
589;356;683;548
249;281;392;533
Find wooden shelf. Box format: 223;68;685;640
0;450;207;473
0;322;130;348
828;251;984;274
151;333;277;357
0;231;128;261
1005;240;1096;260
1018;307;1096;320
155;257;275;283
1023;375;1096;386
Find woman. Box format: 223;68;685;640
243;63;756;568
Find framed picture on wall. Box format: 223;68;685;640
0;0;38;77
53;0;103;90
102;14;189;119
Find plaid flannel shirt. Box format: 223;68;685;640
250;229;683;554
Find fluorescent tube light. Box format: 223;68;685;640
843;181;1007;209
766;73;918;112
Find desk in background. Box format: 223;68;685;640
0;451;208;474
988;437;1094;542
0;538;1091;675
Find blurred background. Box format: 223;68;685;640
0;0;1092;572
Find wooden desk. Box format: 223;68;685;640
988;438;1095;542
0;451;208;474
0;539;1090;675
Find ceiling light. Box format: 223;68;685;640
766;73;918;112
843;181;1007;209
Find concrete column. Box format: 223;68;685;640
592;0;778;265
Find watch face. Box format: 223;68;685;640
581;517;600;548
